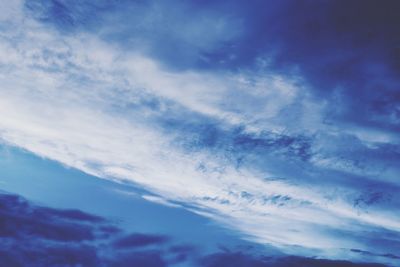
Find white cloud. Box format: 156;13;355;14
0;4;399;262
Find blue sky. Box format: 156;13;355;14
0;0;399;266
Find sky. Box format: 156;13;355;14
0;0;399;266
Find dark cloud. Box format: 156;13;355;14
224;0;400;131
200;252;387;267
200;251;272;267
275;256;387;267
351;249;400;260
24;0;112;31
0;194;95;241
168;245;198;263
107;251;167;267
0;192;172;266
0;246;100;267
113;233;169;249
33;207;104;223
157;0;400;136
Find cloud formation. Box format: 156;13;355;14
0;192;390;267
0;1;399;265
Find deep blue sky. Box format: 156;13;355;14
0;0;399;266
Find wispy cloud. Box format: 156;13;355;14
0;1;399;265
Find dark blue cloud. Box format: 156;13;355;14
200;252;387;267
0;246;100;267
0;194;95;241
33;207;104;223
225;0;400;132
0;192;171;266
351;249;400;260
113;233;169;249
24;0;112;32
107;251;167;267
